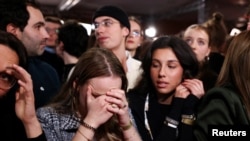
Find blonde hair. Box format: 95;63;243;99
184;24;211;46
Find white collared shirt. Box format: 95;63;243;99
126;51;143;91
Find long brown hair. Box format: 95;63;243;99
49;47;128;140
217;30;250;118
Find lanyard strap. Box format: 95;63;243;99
144;93;153;140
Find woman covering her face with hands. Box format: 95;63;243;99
37;47;142;141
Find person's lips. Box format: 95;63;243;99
97;37;108;43
126;40;134;44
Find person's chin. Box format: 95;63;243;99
156;87;171;94
38;50;45;56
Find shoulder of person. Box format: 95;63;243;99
126;51;142;65
28;57;60;82
36;106;57;120
129;57;142;65
37;106;78;123
206;86;238;98
202;86;243;108
28;57;57;72
127;90;148;104
37;106;66;127
196;85;250;125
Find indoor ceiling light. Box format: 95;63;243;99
145;26;157;38
58;0;81;11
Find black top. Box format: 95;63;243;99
0;57;56;140
0;89;47;141
62;64;75;83
194;84;250;141
27;57;60;109
209;52;224;74
127;90;198;141
38;49;64;83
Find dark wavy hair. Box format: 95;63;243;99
132;35;199;94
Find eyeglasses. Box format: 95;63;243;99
45;28;59;34
129;30;141;37
0;72;17;90
92;19;118;29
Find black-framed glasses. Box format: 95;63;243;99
0;72;17;90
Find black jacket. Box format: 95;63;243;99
127;90;198;141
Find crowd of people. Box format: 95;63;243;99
0;0;250;141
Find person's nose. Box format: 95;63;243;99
158;66;166;78
42;27;49;39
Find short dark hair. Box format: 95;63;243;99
58;20;89;57
0;0;29;31
0;0;41;32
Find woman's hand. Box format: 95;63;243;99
83;85;114;128
182;79;204;99
175;84;190;98
105;89;131;127
10;64;36;124
10;64;42;138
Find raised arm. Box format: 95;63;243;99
12;64;45;140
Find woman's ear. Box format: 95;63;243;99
123;27;130;37
206;46;211;56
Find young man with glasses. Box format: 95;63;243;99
92;5;143;91
39;16;64;82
